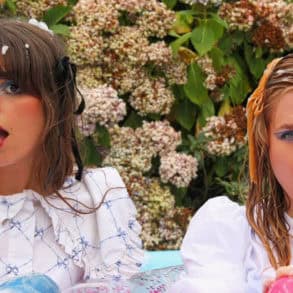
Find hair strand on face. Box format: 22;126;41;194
246;53;293;269
0;18;116;215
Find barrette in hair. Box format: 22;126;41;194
247;57;281;184
55;56;86;181
56;56;85;115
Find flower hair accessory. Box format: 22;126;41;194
247;57;281;184
28;18;53;35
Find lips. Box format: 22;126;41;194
0;127;9;138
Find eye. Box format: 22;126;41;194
276;130;293;141
0;80;21;95
5;81;21;95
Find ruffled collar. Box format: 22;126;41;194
0;191;32;224
0;175;79;224
0;187;84;265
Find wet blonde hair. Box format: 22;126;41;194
246;53;293;268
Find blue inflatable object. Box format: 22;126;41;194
140;250;183;272
0;251;182;292
0;274;60;293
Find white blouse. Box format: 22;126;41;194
0;167;144;290
169;196;293;293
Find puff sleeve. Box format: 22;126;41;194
39;167;145;283
81;167;145;281
168;196;250;293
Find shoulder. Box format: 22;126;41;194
80;167;134;211
38;167;144;280
182;196;249;263
57;167;129;209
42;166;132;215
192;195;246;224
82;166;126;188
170;196;250;292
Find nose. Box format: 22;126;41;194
0;82;5;97
0;87;8;110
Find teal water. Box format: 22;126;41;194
140;250;183;272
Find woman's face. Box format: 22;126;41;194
0;78;45;169
269;90;293;202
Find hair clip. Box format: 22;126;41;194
1;45;9;55
275;69;286;75
247;58;282;184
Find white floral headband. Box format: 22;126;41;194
1;19;53;56
28;18;53;35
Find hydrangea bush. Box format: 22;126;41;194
1;0;291;250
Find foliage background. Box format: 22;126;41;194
1;0;292;250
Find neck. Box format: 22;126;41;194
285;192;293;217
287;206;293;218
0;159;36;195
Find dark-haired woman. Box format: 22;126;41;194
0;19;143;291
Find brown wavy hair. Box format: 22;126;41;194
246;53;293;269
0;19;116;213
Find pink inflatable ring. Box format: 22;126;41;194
267;276;293;293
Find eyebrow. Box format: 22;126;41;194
275;123;293;131
0;70;11;79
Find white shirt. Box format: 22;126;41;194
169;196;293;293
0;167;144;290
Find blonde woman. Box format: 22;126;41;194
169;53;293;292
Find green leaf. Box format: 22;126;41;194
198;98;215;126
123;110;143;128
5;0;16;15
226;56;251;105
169;30;181;38
184;62;209;105
209;12;228;29
214;157;229;177
191;19;224;56
173;10;194;34
163;0;177;9
82;137;101;166
43;5;71;27
208;47;225;71
172;84;186;100
170;32;192;55
50;24;70;36
171;186;188;206
174;98;197;130
67;0;78;5
219;31;245;53
255;47;263;59
244;43;267;79
218;35;233;53
95;124;111;148
229;74;246;105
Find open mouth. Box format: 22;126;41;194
0;128;9;138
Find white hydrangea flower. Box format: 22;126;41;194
159;152;198;188
180;0;222;6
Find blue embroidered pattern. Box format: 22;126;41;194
0;168;143;290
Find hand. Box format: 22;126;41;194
263;266;293;293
